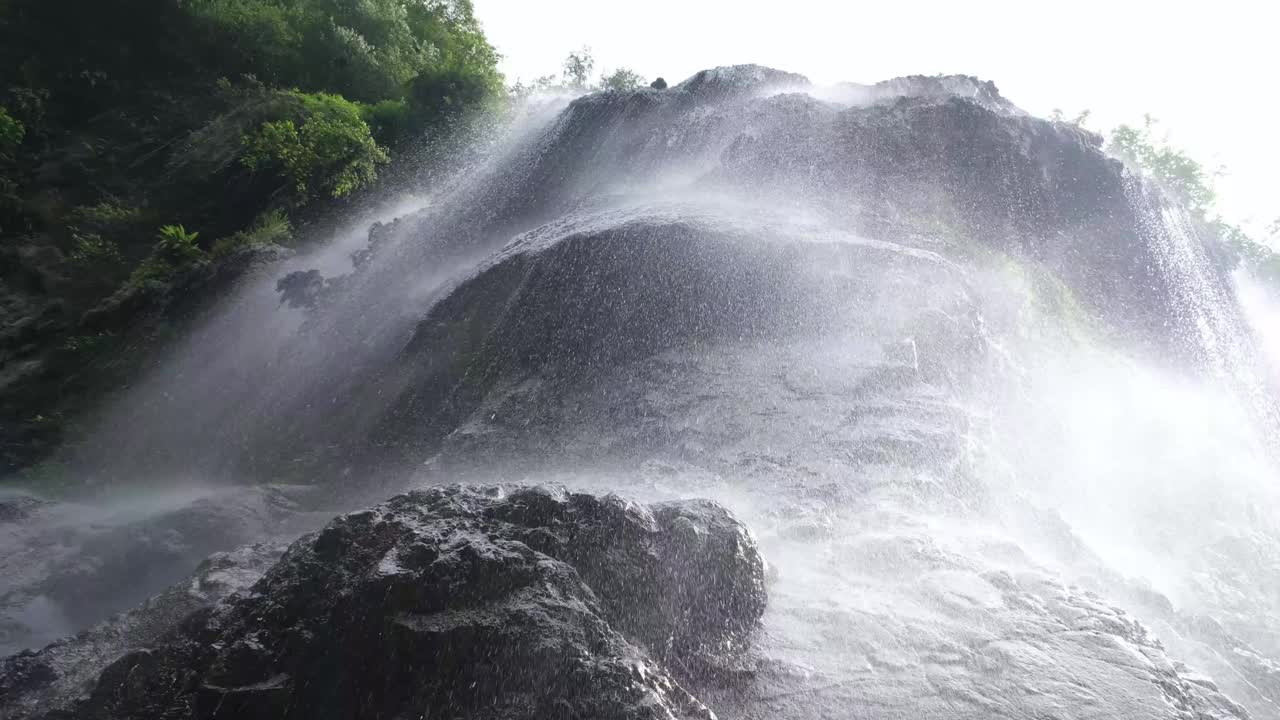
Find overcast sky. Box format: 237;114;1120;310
473;0;1275;235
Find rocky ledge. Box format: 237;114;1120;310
1;485;767;719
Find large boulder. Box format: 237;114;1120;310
13;485;766;720
0;484;322;656
0;542;286;720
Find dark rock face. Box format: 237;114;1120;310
219;64;1221;481
0;242;290;475
40;65;1231;483
396;65;1190;350
15;485;765;720
363;214;972;458
0;543;285;720
0;484;323;656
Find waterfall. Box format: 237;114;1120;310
1127;174;1280;452
5;68;1280;720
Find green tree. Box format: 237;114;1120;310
1108;115;1278;281
1108;115;1217;217
187;0;493;104
0;0;506;474
0;107;23;155
600;68;645;91
242;92;389;202
562;47;595;89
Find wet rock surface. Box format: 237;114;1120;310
0;484;325;656
368;211;972;457
2;65;1275;720
0;542;285;720
3;485;766;720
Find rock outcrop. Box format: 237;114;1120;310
0;542;285;720
0;484;324;656
2;485;766;720
364;212;974;459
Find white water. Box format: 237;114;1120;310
3;69;1279;719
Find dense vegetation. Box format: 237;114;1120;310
0;0;501;293
0;0;503;473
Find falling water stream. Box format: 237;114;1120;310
3;68;1279;719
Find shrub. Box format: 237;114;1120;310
359;98;411;145
157;224;203;259
0;107;23;155
601;68;646;91
242;91;389;201
1108;116;1216;217
408;67;494;129
70;201;142;230
212;208;293;257
69;233;124;267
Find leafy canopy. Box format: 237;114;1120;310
0;107;22;155
242;92;390;202
1108;115;1217;217
601;68;646;91
187;0;502;104
562;47;596;89
1107;114;1279;282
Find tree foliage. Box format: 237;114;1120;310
601;68;646;91
242;91;389;202
512;49;658;97
185;0;502;104
1107;114;1278;282
0;0;502;309
1108;116;1217;217
0;107;22;155
562;47;596;89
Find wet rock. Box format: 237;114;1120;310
367;213;968;457
22;485;764;720
0;543;285;720
0;489;49;522
275;269;325;309
0;485;323;656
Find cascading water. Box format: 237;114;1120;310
3;67;1279;720
1128;176;1280;447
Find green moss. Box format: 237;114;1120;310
991;251;1100;341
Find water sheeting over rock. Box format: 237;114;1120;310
8;65;1277;720
62;64;1241;483
364;207;975;462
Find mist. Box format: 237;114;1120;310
3;66;1278;720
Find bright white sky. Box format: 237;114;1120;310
474;0;1275;235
